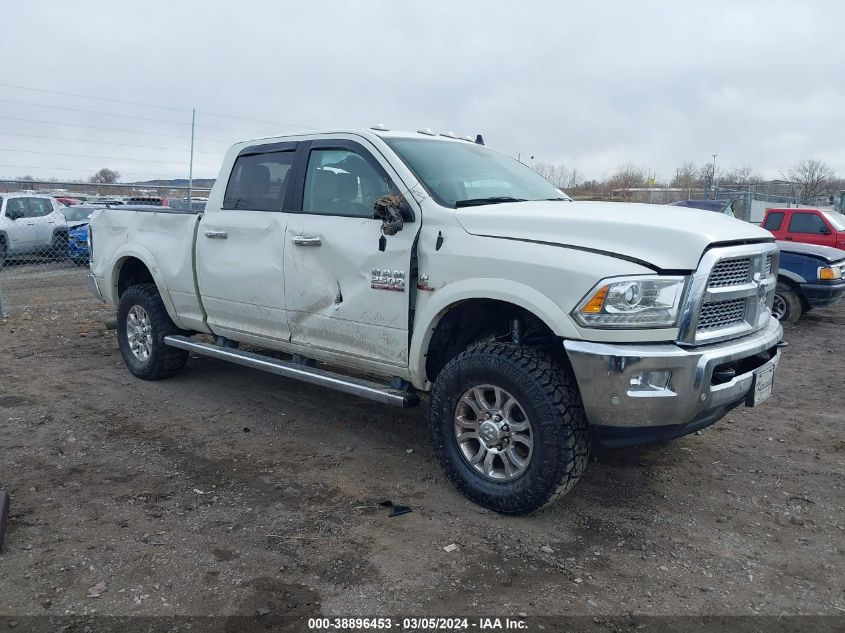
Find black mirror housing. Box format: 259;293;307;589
6;209;24;221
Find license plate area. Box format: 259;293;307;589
746;363;775;406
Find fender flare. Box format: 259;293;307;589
408;278;575;387
778;269;805;285
110;245;186;329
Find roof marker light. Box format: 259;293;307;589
370;123;390;131
440;131;457;138
460;135;473;142
417;128;436;136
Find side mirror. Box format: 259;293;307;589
373;194;413;236
6;209;24;221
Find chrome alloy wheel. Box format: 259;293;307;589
453;384;533;481
126;305;153;361
772;293;787;321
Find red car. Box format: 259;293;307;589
55;197;82;206
762;207;845;249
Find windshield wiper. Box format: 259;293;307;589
454;196;527;208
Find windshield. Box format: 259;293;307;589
821;210;845;231
62;207;94;222
384;138;571;207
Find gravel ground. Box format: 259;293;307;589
0;264;843;620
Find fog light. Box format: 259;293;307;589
629;371;672;392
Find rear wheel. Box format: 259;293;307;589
773;281;802;323
117;284;188;380
429;342;590;515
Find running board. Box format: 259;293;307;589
164;335;419;408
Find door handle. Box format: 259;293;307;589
204;230;228;239
26;222;35;226
291;235;322;246
48;221;55;224
784;236;793;240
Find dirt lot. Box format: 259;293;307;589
1;264;843;620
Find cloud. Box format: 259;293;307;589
1;0;843;181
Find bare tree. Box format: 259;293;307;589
721;166;763;185
533;161;583;190
671;162;700;189
607;163;647;190
89;168;121;184
783;159;837;203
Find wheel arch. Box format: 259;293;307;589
110;249;185;329
776;273;809;312
409;279;575;388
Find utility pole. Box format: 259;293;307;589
711;154;718;199
188;108;195;204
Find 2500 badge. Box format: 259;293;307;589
371;268;406;292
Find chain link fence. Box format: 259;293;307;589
0;181;212;316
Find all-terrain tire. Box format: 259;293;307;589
117;283;189;380
774;281;802;324
429;342;590;515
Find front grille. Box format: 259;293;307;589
764;254;774;277
697;298;747;331
708;257;752;287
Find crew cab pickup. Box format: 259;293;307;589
88;128;784;514
762;207;845;249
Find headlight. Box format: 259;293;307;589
819;265;842;280
573;276;689;328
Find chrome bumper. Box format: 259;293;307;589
564;318;783;428
88;273;105;302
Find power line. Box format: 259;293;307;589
0;97;190;126
0;130;224;155
0;81;315;129
0;147;217;168
0;98;283;135
0;81;191;113
0;114;233;144
0;163;210;179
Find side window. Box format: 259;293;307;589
763;211;784;230
6;198;29;218
788;212;827;234
302;148;395;218
26;198;53;217
223;150;295;211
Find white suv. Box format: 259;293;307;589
0;193;69;268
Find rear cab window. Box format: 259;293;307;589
223;150;296;211
763;211;785;231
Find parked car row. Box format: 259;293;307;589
671;200;845;323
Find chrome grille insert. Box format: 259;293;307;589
697;298;747;331
678;243;779;345
708;257;752;287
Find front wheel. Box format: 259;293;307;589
117;284;189;380
429;343;590;515
773;281;802;323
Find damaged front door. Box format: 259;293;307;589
284;140;418;367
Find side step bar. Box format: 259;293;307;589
164;335;419;409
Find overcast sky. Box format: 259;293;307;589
2;0;844;183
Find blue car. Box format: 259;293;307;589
68;224;89;265
62;205;98;265
775;240;845;322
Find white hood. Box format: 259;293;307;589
455;200;774;271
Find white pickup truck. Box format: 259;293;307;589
88;128;783;514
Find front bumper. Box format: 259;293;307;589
802;280;845;308
564;318;782;430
